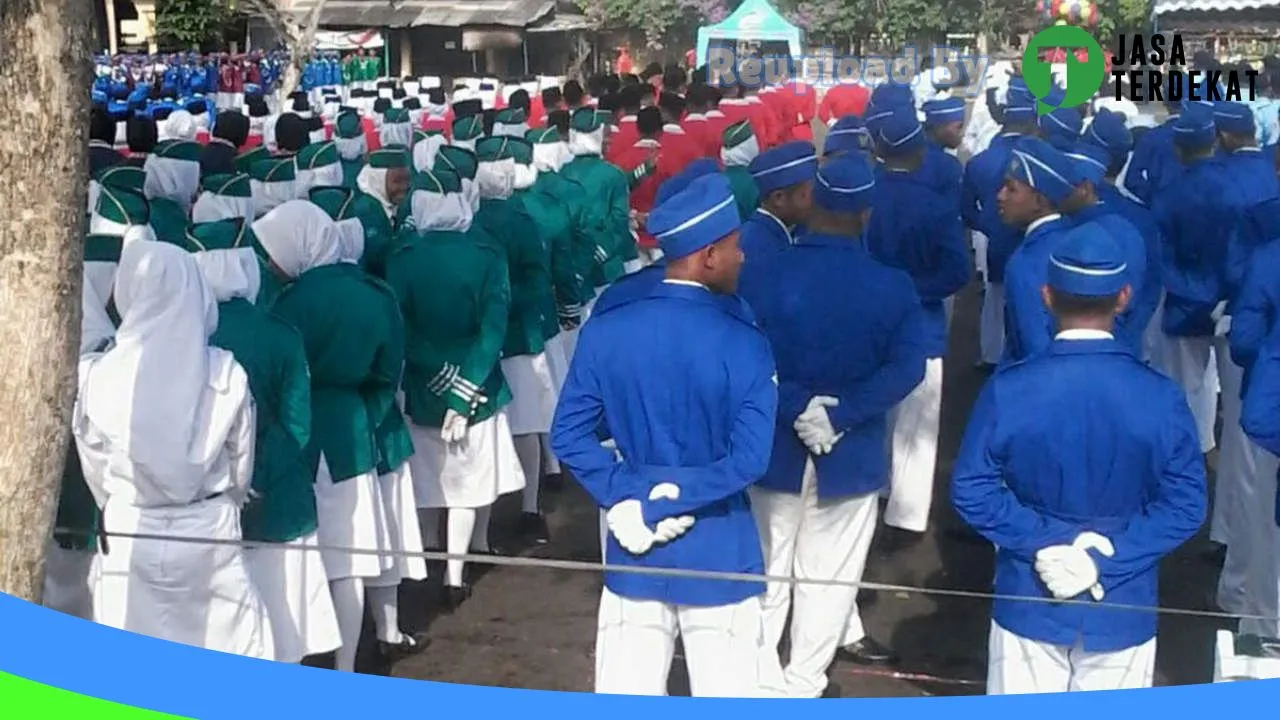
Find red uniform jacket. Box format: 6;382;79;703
719;98;777;150
363;116;381;151
421;110;454;140
613;138;667;249
702;109;732;157
658;124;701;172
606;115;639;165
680;115;718;159
219;63;237;93
786;81;817;142
818;84;870;125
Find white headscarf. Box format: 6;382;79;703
568;127;604;157
722;135;761;167
494;122;530;138
335;134;366;161
452;137;477;153
356;165;395;217
263;114;281;152
192;110;211;131
161;110;198;141
413;134;446;172
476;159;515;200
408;185;473;233
250;173;298;218
532;142;567;173
295;162;344;197
462;178;480;212
252;200;343;279
380;121;413;148
143;154;200;210
192;246;262;304
192;191;255;224
81;240;237;506
334;217;365;264
512;160;538;190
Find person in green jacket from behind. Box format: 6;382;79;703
143;138;201;243
295;139;345;197
721;119;762;221
384;168;520;610
559;107;634;316
180;216;342;665
253;200;405;673
332;111;366;189
343;145;412;276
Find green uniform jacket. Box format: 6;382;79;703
384;229;512;427
724;165;761;222
235;146;270;175
340;159;364;190
149;197;190;245
270;263;403;482
211;298;318;543
516;180;579;340
55;446;99;552
366;274;414;475
310;186;395;278
475;197;550;358
560;155;632;287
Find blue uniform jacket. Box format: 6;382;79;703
737;208;795;307
1001;215;1073;364
746;233;928;499
550;281;776;607
1237;334;1280;525
1124;118;1181;206
952;337;1206;651
1153;156;1243;337
923;143;963;214
1229;235;1280;392
1097;184;1164;334
1068;202;1154;355
962;132;1025;283
1221;151;1280;309
867;167;971;358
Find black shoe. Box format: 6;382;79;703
441;584;472;612
378;632;430;662
837;637;897;665
821;680;842;698
1202;544;1227;567
542;472;566;492
520;512;551;545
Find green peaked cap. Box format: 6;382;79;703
383;107;410;124
335;111;363;139
369;145;410;169
412;167;462;195
249;157;297;182
94;186;149;225
570;107;606;132
200;173;252;197
452;115;484;141
507;136;534;164
152;139;202;162
496;107;527;125
474;136;511;162
723;119;754;147
95;164;145;193
297;141;340;169
84;234;124;263
435;145;478;180
182;218;256;253
526;127;561;144
234;146;269;174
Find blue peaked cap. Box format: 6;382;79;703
1048;221;1129;297
749;140;817;195
646;173;741;261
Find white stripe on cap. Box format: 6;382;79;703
828;126;869;138
1050;255;1128;276
1213;106;1250;119
926;106;965;117
1066;152;1107;171
654;195;736;240
1042;111;1076;133
816;172;875;194
1173;121;1214;134
751;153;816;178
1085;123;1108;147
1010;149;1071;189
878;123;923;147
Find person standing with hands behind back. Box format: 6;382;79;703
952;224;1206;694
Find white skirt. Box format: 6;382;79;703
313;455;394;581
408;409;526;509
500;352;558;436
543;332;571;395
244;531;342;663
95;495;275;660
374;460;429;583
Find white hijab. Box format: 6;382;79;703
263;114;281;152
335;134;366;161
722;136;761;167
476;159;515;199
380;121;413;148
512;161;538;190
356;165;395;217
161;110;198;141
335;217;366;264
413;134;446;172
192;246;262;304
192;192;254;224
295;162;344;196
452;137;477;153
532;143;566;173
568;127;604;157
250;172;298;218
408;186;473;233
252;200;343;279
143;153;200;210
81;240;236;505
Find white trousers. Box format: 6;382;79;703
594;586;787;697
43;545;96;621
886;358;944;533
1161;334;1224;456
1210;346;1246;551
980;282;1005;366
1232;445;1280;637
750;459;880;698
987;622;1156;694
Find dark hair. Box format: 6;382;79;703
641;62;663;81
372;98;392;114
621;73;641;87
596;93;618;113
126;116;158;153
686;83;712;109
541;87;563;107
604;74;621;94
691;65;709;84
547;109;571;135
1048;288;1122;319
427;87;447;105
563;80;585;106
90;107;116;143
403;97;422;110
657;91;686;119
619;84;644;113
587;74;607;98
213;110;249;147
274;113;310;153
662;66;687;91
637;106;663;135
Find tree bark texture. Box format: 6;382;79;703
0;0;93;602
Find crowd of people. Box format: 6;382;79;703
45;46;1280;699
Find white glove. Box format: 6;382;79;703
441;409;469;445
1216;313;1232;337
648;483;695;542
1034;532;1115;601
606;499;654;555
1211;300;1228;323
794;396;840;455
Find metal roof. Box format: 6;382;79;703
1155;0;1280;13
287;0;557;28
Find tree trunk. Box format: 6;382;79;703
0;0;93;602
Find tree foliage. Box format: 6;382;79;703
155;0;232;50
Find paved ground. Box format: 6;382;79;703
305;277;1232;695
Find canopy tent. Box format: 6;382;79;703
695;0;803;67
313;29;385;50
